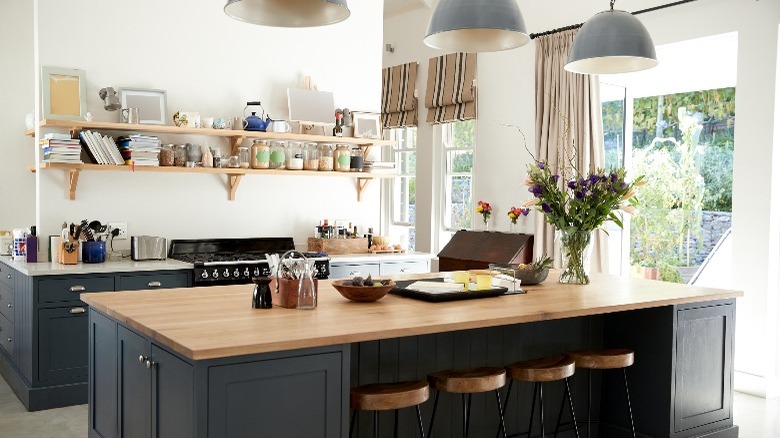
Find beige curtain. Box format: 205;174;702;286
382;62;418;128
425;52;477;124
534;29;608;273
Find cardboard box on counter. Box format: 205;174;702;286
307;237;368;255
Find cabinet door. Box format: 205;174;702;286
379;260;429;276
38;276;115;304
0;262;13;288
89;310;118;438
0;312;13;358
329;263;380;280
0;281;13;321
117;272;190;291
118;326;151;438
152;345;194;438
674;303;734;433
38;306;88;382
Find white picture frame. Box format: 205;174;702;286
352;111;382;139
41;66;87;120
119;88;167;125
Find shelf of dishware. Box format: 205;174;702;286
28;162;395;202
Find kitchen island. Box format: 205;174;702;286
82;273;741;438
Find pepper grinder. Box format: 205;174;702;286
252;276;273;309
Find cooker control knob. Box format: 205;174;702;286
233;268;240;278
223;268;230;278
254;267;260;277
201;270;209;279
244;268;250;277
212;269;219;279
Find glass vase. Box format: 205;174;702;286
482;217;490;231
556;228;593;285
509;222;518;233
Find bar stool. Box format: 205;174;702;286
427;367;508;438
502;354;578;438
562;349;635;438
350;380;429;438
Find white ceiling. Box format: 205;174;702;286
384;0;430;19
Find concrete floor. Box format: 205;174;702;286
0;373;778;437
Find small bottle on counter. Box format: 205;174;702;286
366;227;374;249
26;226;37;263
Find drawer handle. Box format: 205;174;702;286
147;281;162;288
7;337;11;343
69;307;86;314
139;355;147;364
145;359;154;369
6;304;11;309
69;285;86;292
6;274;10;280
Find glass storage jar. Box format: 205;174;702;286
350;147;364;172
250;140;269;169
238;146;250;168
269;140;286;169
319;144;334;171
173;144;187;167
159;144;174;166
303;142;319;170
334;144;351;172
286;141;304;170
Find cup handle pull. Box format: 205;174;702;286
70;285;86;292
147;281;162;288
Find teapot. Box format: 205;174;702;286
243;101;269;131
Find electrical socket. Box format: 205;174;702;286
109;222;128;240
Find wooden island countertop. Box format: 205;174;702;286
80;272;742;361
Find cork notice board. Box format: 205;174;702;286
42;66;86;120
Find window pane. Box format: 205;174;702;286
445;175;472;229
447;150;473;174
451;120;475;148
397;151;416;175
393;176;415;224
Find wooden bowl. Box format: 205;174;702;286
332;280;396;302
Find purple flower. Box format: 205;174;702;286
521;208;530;216
551;174;559;183
575;190;585;199
621;182;628;189
537;162;546;170
610;173;618;182
531;185;543;196
589;174;599;185
567;180;577;190
541;203;552;213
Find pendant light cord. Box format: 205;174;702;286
530;0;699;40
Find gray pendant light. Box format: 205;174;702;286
224;0;350;28
424;0;530;52
565;0;657;74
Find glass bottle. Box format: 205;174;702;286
303;142;319;171
350;147;364;172
334;144;351;172
333;112;343;137
319;144;334;171
297;260;317;310
238;146;250;168
250;140;270;169
286;141;304;170
269;140;286;169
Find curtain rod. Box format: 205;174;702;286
529;0;699;40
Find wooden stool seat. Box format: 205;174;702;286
506;354;575;382
350;380;430;411
428;367;506;394
567;348;634;369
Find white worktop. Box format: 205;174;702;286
328;251;433;264
0;256;193;276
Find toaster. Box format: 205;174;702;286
131;236;168;261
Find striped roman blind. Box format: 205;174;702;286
425;52;477;124
381;62;418;129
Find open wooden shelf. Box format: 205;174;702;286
30;163;394;201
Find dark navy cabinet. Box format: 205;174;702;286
0;260;192;411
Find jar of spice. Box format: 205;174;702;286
212;148;222;168
159;144;174;166
334;144;351;172
350;147;364;172
303;142;319;171
319;144;334;171
238;147;250;168
250;140;269;169
269;140;286;169
173;144;187;167
286;141;304;170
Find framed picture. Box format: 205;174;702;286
352;111;382;139
41;66;87;120
119;88;167;125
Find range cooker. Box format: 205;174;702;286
169;237;329;286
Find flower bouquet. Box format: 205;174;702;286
476;201;492;230
524;161;642;284
507;206;530;232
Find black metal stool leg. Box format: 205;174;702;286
495;389;508;438
624;368;636;438
462;393;471;438
374;411;379;438
394;409;399;438
539;383;545;438
496;380;514;438
565;377;580;438
416;405;426;438
428;390;440;438
553;383;567;438
350;410;357;438
527;382;538;437
587;369;592;438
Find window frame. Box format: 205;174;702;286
440;120;476;233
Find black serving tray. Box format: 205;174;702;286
391;278;510;302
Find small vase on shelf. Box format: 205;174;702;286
556;228;593;285
509;222;518;233
482;219;490;231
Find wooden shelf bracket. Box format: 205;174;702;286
356;177;372;202
229;135;246;155
228;173;244;201
68;169;80;200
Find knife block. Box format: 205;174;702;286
269;276;318;309
59;241;79;265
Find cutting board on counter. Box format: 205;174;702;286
308;237;368;255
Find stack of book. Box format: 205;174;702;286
78;130;124;165
363;161;397;174
41;134;82;164
116;135;161;167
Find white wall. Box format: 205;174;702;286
0;1;35;232
33;0;384;251
384;0;780;396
